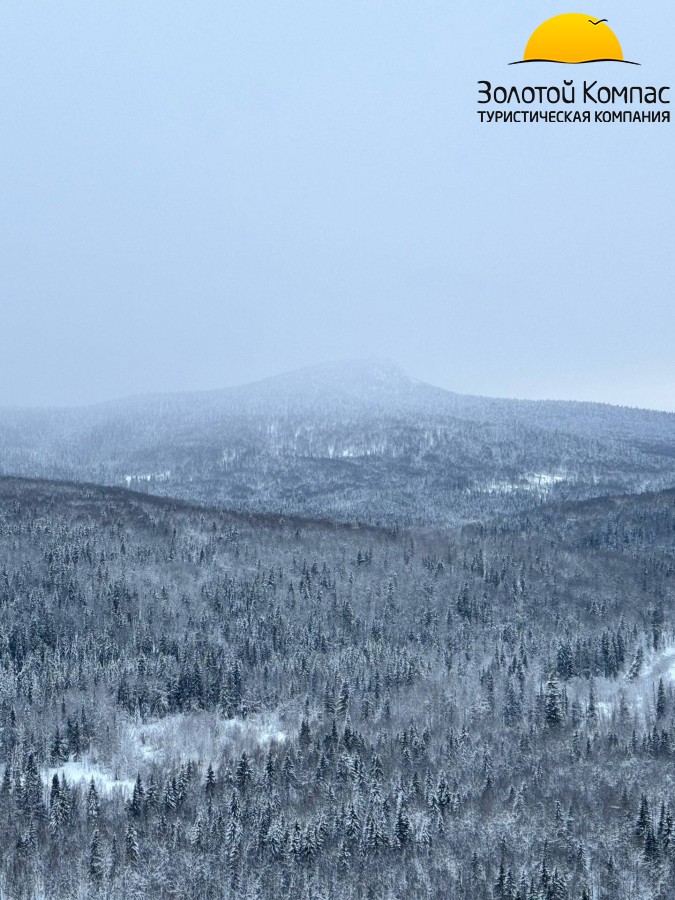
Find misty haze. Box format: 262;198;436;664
1;0;675;898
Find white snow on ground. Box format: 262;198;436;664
122;710;287;770
582;642;675;724
530;472;566;487
41;711;288;792
43;760;134;798
640;644;675;685
595;701;612;719
473;472;567;496
123;470;171;487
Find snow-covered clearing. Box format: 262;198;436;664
473;472;567;496
121;710;287;771
43;760;134;798
41;710;288;793
583;642;675;724
640;644;675;686
123;470;171;486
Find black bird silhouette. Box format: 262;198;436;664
588;18;608;25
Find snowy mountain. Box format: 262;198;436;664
1;360;675;525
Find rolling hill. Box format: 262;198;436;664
1;361;675;526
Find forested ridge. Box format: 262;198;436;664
3;363;675;528
0;476;673;898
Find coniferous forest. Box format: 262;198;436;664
0;366;675;898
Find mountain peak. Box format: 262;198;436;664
231;358;414;407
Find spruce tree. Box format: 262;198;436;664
87;778;100;822
89;827;105;884
544;676;563;728
125;822;140;866
656;677;667;720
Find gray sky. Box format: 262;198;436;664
1;1;673;410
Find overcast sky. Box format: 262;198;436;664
1;1;673;409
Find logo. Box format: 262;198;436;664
510;13;639;66
476;12;670;125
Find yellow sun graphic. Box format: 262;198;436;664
514;13;636;65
